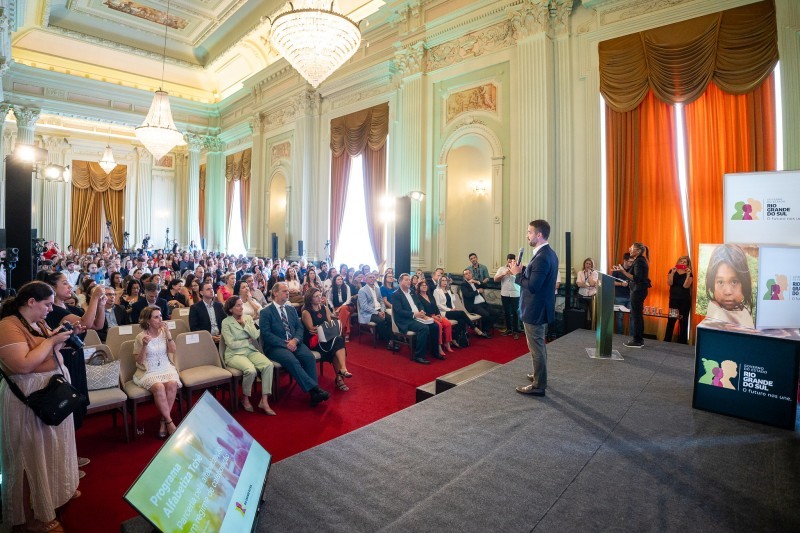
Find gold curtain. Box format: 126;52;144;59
599;0;777;112
199;163;206;243
225;148;252;246
70;161;127;251
329;102;390;268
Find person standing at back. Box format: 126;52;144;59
618;242;651;348
511;220;559;397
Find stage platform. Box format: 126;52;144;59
259;329;800;532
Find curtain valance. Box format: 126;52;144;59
70;160;127;191
330;102;389;157
225;148;252;182
599;0;777;112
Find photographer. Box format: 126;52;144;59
664;255;693;344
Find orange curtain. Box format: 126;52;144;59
606;91;686;339
199;163;206;243
70;160;126;251
682;74;777;338
329;102;390;268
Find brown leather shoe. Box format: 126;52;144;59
516;384;545;396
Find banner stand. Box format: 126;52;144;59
587;272;623;361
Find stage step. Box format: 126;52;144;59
435;360;500;395
415;381;437;403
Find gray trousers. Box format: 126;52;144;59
523;322;547;389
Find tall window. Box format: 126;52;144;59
334;154;377;270
227;181;247;256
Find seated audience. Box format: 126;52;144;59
238;282;263;321
327;274;353;341
433;277;470;346
189;281;226;343
259;283;330;407
217;273;236;304
221;296;275;414
130;282;171;324
380;272;397;308
133;307;181;438
301;288;352;392
99;286;129;341
159;278;188;311
415;279;454;355
241;273;268;307
390;273;441;364
284;268;303;304
302;268;322;295
357;273;398;351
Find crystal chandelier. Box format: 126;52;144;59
99;144;117;174
270;1;361;88
135;0;185;160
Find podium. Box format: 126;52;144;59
587;272;623;360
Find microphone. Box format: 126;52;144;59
518;247;525;264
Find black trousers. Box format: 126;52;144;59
501;296;521;332
664;298;691;344
467;302;493;332
629;288;648;343
444;310;469;337
370;313;393;342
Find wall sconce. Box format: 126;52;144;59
408;190;425;202
472;180;488;196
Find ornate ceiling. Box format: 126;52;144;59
11;0;385;103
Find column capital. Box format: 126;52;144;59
549;0;574;38
0;102;11;126
294;89;321;115
509;0;550;41
12;106;41;129
185;132;205;153
204;135;224;153
393;41;427;80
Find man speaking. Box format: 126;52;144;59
510;219;559;397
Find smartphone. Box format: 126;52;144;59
675;264;686;271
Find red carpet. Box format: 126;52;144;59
59;333;527;531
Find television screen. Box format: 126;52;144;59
125;392;270;533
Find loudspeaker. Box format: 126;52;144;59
298;240;304;258
394;196;411;276
564;231;573;310
271;233;278;260
564;308;588;334
5;157;35;289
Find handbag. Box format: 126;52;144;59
0;352;88;426
316;319;341;343
85;348;121;391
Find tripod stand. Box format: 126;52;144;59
104;221;114;248
164;227;171;251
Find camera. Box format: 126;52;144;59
60;322;85;351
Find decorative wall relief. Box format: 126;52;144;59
426;20;515;72
104;0;189;30
446;83;497;124
271;141;291;166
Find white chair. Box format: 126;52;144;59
172;306;191;330
85;344;129;442
450;287;482;328
174;330;235;411
105;325;141;360
83;328;102;347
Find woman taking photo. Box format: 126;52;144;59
301;288;352;392
327;274;353;341
221;296;275;414
0;281;79;533
664;255;693;344
133;307;182;438
615;243;651;348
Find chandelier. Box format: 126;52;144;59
99;128;117;174
270;1;361;88
134;0;185;160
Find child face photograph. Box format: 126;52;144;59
713;263;745;311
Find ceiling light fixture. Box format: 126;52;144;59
135;0;185;160
269;1;362;88
99;127;117;174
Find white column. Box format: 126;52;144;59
776;0;800;170
124;149;140;251
185;134;203;247
510;2;556;240
290;89;320;259
40;136;70;245
552;1;574;260
434;164;447;268
204;137;225;252
394;42;427;268
0;102;12;227
135;147;153;247
247;115;264;256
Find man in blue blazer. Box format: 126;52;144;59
260;282;329;406
511;219;559;397
390;273;441;364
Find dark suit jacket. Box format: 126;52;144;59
188;300;226;334
98;304;129;342
390;289;419;333
515;243;559;325
460;279;484;312
130;297;170;324
259;303;304;350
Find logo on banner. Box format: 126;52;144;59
697;358;738;390
235;502;246;516
764;197;798;221
731;199;762;220
763;275;788;300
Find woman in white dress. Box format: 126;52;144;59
133;306;182;438
238;282;263;321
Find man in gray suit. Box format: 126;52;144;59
511;219;559;397
358;272;398;351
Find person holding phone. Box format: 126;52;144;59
664;255;693;343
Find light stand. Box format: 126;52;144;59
122;231;131;252
104;220;114;248
164;227;171;250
